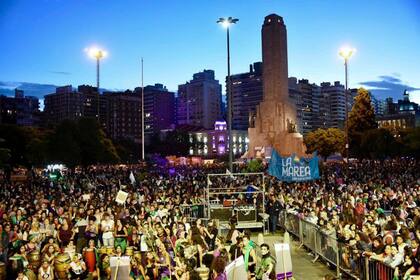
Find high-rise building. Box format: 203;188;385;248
377;90;420;130
0;89;40;126
177;70;222;129
44;85;104;125
369;93;384;116
102;90;141;142
230;62;263;130
135;84;175;138
319;82;346;128
288;78;321;134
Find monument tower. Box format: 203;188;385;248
247;14;306;157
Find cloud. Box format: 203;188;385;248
359;74;420;101
0;81;58;99
49;71;71;75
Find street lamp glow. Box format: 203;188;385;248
85;47;107;60
339;46;356;60
217;17;239;28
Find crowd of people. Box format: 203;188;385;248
0;165;276;280
277;158;419;279
0;158;418;280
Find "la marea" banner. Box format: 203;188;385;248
268;149;320;182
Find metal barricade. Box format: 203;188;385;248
315;228;338;265
285;212;300;238
300;219;317;252
180;204;206;221
367;259;396;280
277;212;364;279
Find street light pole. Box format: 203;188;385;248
218;17;238;172
339;46;355;177
141;58;145;161
86;47;107;119
96;57;100;118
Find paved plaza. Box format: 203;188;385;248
252;233;333;280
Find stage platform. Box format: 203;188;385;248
219;221;266;233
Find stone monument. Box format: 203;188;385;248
247;14;306;158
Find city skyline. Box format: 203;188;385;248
0;0;419;103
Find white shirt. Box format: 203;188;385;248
140;234;148;252
101;219;114;238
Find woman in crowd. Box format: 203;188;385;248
114;219;128;254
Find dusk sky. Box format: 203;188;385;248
0;0;419;103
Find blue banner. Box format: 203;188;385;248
268;150;320;182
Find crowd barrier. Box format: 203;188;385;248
180;204;206;220
278;211;399;280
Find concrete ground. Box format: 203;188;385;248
251;232;334;280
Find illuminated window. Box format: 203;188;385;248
145;113;151;117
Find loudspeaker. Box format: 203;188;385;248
210;207;232;222
237;208;256;222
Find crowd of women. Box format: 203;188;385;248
276;158;419;279
0;165;276;280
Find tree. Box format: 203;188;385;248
114;138;141;163
76;118;119;165
47;120;81;168
0;124;33;168
25;127;50;167
47;118;119;168
360;128;401;159
304;128;345;158
402;127;420;158
148;130;191;156
243;159;264;172
347;88;377;157
0;139;11;169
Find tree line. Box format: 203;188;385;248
304;88;420;159
0;88;419;170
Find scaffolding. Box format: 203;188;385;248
205;172;266;230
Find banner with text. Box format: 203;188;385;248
268;150;319;182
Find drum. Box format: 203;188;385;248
85;248;96;273
54;253;71;280
196;266;209;280
0;262;5;280
106;246;114;255
133;251;142;261
99;247;107;255
126;246;134;256
25;269;37;280
28;251;41;270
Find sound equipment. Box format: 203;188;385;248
236;207;257;222
209;207;232;222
